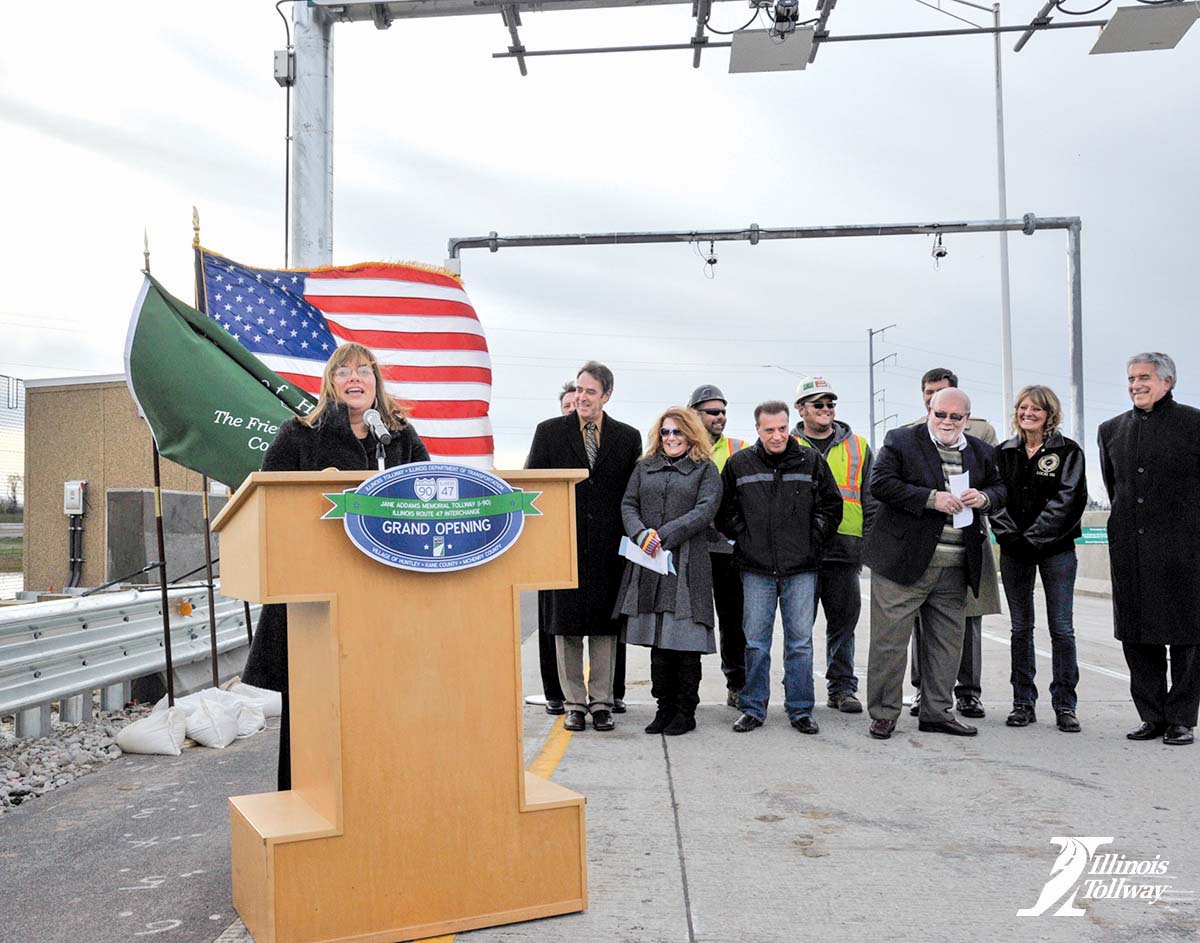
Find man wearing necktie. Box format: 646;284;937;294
526;362;642;731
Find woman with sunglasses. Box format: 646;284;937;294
241;343;429;789
615;407;722;735
989;385;1087;733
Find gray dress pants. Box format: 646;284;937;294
555;634;618;713
868;566;967;722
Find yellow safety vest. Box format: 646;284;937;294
795;432;867;538
711;435;748;473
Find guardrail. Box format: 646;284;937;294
0;585;260;738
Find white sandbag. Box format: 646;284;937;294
233;700;266;738
185;698;238;749
116;707;188;756
200;688;265;738
150;691;205;716
227;681;282;718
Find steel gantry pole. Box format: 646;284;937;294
291;3;335;267
1068;219;1084;440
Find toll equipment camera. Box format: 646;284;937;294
774;0;801;33
931;233;948;261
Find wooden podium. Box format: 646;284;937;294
211;469;589;943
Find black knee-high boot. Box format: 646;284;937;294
646;646;678;733
663;651;701;736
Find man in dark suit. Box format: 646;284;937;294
864;388;1006;740
1100;352;1200;746
526;361;642;732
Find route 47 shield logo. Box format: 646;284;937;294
414;478;437;502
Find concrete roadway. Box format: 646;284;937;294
2;579;1197;943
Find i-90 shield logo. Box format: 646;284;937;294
322;462;541;573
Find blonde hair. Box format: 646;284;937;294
1011;384;1062;440
302;343;411;431
643;407;713;464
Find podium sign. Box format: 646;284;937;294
212;469;588;943
321;462;542;572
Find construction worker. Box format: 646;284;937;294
689;383;749;706
792;376;875;713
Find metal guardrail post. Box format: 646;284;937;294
100;683;129;712
16;703;51;739
59;689;94;725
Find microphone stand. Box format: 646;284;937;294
376;440;387;471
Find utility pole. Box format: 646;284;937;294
867;324;897;450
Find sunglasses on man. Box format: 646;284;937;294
697;408;726;416
805;400;837;411
933;410;966;422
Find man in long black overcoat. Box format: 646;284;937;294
1099;352;1200;746
526;361;641;732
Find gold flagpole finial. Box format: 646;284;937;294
192;206;201;249
143;227;151;275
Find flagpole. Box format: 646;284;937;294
191;208;223;690
145;231;177;708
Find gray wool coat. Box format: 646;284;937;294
614;454;722;627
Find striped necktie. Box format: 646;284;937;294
584;422;599;468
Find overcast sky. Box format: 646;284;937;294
2;1;1197;480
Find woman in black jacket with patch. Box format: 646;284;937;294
241;343;429;789
989;385;1087;733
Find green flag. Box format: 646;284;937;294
124;275;316;488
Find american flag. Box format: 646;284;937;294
195;248;493;468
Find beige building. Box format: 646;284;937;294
24;375;213;592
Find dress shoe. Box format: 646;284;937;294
791;715;820;735
591;709;615;731
663;714;696;736
732;713;763;733
544;699;565;716
956;695;986;719
827;692;863;714
1126;721;1168;741
1163;725;1194;746
869;718;896;740
1055;710;1081;733
612;698;627;714
726;688;741;708
1006;704;1037;727
908;691;921;717
644;707;677;735
563;710;586;731
918;718;978;736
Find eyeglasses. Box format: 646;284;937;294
698;408;726;416
333;365;375;380
660;428;686;439
933;410;966;422
805;400;837;411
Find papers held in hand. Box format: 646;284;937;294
948;472;973;528
619;537;676;575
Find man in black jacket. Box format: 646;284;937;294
526;362;641;733
1100;352;1200;746
718;401;843;734
863;388;1006;740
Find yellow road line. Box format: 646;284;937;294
528;715;572;779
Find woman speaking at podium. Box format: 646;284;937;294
615;407;722;736
241;343;429;790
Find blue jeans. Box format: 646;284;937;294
1000;550;1080;712
739;571;817;722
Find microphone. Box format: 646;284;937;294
363;408;392;445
